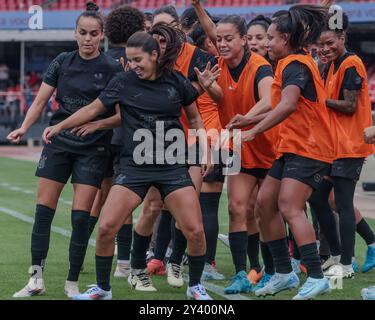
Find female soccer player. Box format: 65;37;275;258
192;0;276;294
237;5;336;300
8;2;123;298
309;12;374;279
73;5;146;280
42;26;214;301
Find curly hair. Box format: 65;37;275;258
105;6;145;45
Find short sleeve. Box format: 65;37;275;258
342;67;362;91
98;73;125;110
282;61;310;91
176;72;199;107
254;65;273;88
187;48;217;82
43;52;67;87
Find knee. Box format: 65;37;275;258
185;226;205;245
71;211;89;230
143;200;163;220
97;222;117;244
255;189;273;219
228;199;247;222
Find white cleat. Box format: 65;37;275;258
322;255;341;271
187;284;213;300
13;277;46;298
167;262;184;288
128;269;157;292
73;285;112;300
324;263;354;279
114;261;131;278
64;280;80;298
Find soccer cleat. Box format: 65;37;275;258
324;263;354;279
201;262;225;281
187;283;213;300
13;277;46;298
224;271;252;294
114;261;131;278
255;272;300;297
167;262;184;288
247;268;263;285
362;246;375;273
64;280;80;298
252;272;273;292
218;234;230;248
73;285;112;300
352;258;359;273
128;269;157;292
291;258;302;274
361;286;375;300
181;253;189;266
292;277;331;300
322;255;341;271
147;259;166;276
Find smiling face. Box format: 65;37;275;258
266;23;290;62
318;30;346;63
216;22;246;62
247;24;268;57
125;46;158;80
75;16;103;58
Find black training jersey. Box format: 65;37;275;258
43;50;123;154
98;70;199;167
187;47;217;83
105;47;127;146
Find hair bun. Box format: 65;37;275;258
252;15;271;25
86;1;99;12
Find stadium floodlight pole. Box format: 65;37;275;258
20;41;25;116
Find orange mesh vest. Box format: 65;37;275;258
271;54;335;163
175;42;221;145
217;53;276;169
325;54;374;158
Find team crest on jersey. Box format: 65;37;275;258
38;155;47;169
94;73;103;80
167;87;178;102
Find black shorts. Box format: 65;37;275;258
104;145;122;178
330;157;365;181
240;167;268;180
203;163;225;183
35;144;109;188
113;165;194;200
267;154;331;190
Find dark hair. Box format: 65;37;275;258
144;12;153;23
127;25;182;78
247;15;271;33
218;15;250;61
105;6;145;45
153;5;179;23
76;2;104;31
321;10;349;34
180;6;213;30
190;25;207;50
272;5;328;51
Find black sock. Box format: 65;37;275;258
169;227;187;265
31;204;55;272
200;192;221;264
267;238;292;274
154;210;172;261
229;231;248;274
260;241;275;275
247;233;261;272
299;243;323;279
96;255;113;291
116;224;132;261
188;255;205;287
308;179;342;256
290;232;301;260
131;231;152;269
88;216;98;238
334;177;357;265
67;210;90;281
356;219;375;246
